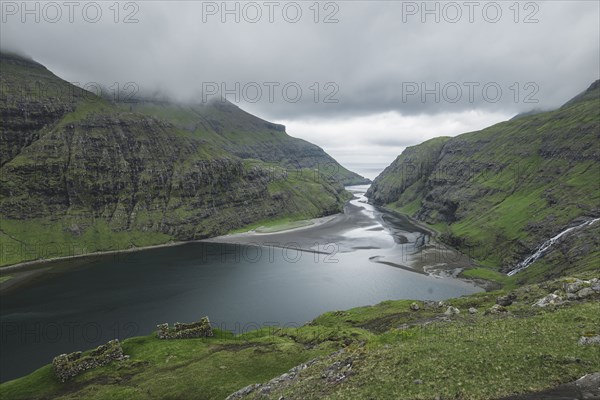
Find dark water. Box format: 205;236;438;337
0;188;480;382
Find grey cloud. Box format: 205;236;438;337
366;137;420;148
1;1;598;121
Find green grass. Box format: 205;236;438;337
301;302;600;400
0;328;345;400
2;275;598;399
0;218;173;267
228;216;313;234
460;267;513;286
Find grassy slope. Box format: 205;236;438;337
367;81;600;283
2;274;598;399
0;157;350;266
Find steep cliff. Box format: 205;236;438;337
0;53;356;266
367;80;600;279
120;100;369;186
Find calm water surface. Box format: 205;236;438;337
0;186;481;382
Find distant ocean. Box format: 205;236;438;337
344;163;389;181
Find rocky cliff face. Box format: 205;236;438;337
0;53;354;266
367;80;600;278
121;99;370;185
0;53;84;165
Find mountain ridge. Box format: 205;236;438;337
366;79;599;282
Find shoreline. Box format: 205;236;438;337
0;197;495;292
220;214;341;237
0;240;189;273
0;213;343;291
0;189;372;273
377;204;439;238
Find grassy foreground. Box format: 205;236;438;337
2;273;598;399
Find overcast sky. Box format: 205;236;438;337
2;1;598;178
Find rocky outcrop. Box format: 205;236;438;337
225;358;321;400
366;136;449;207
497;294;516;306
225;348;356;400
532;277;599;307
533;294;564;308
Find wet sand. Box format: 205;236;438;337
205;185;480;282
1;185;485;291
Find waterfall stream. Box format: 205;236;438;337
507;217;600;276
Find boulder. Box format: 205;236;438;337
496;294;515;306
566;293;578;301
577;287;595;299
444;306;460;316
578;335;600;346
563;280;585;294
533;293;563;308
468;307;478;314
410;302;420;311
485;304;508;315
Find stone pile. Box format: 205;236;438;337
533;278;600;307
157;316;214;339
52;339;127;382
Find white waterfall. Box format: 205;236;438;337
507;217;600;276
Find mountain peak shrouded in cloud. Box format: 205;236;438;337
0;48;36;64
561;79;600;108
2;2;598;119
2;1;598;177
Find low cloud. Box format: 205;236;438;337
279;109;511;178
1;1;597;177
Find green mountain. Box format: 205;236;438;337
367;80;600;283
0;52;366;267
